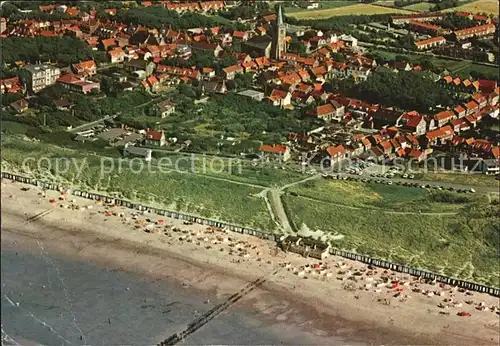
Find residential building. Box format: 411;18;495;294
108;47;126;63
155;100;176;118
10;99;29;113
453;23;496;40
326;144;347;164
222;64;243;80
453;105;467;118
144;129;166;147
480;159;499;175
309;101;345;122
0;76;23;94
200;80;227;94
259;144;291;162
1;17;6;34
56;74;101;94
408;20;450;36
124;60;156;76
432;110;456;127
471;93;487;108
391;13;444;25
22;63;61;92
124;144;152;162
398;111;427;135
267;88;291;108
71;60;97;77
463;100;479;115
424;125;454;146
368;108;404;129
414;36;446;50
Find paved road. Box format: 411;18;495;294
68;115;118;134
269;189;293;233
330;172;499;194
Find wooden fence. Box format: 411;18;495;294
2;171;498;297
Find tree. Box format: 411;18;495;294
332;53;346;62
345;71;453;112
2;37;98;66
288;41;307;56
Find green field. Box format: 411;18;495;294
284;1;354;13
403;2;434;12
287;3;412;19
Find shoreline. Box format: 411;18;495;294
2;180;499;345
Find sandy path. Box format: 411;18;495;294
1;179;499;345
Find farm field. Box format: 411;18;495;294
284;1;354;13
283;193;499;287
286;4;413;19
444;0;500;15
403;1;434;12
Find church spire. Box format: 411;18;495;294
277;5;283;26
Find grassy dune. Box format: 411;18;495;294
414;172;498;188
287;4;412;19
1;138;276;230
287;179;489;212
284;193;499;287
3;136;499;286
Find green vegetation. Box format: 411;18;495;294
138;91;322;153
340;70;453;112
220;1;270;20
283;188;499;286
402;1;434;11
430;0;462;11
1;137;276;230
2;84;155;131
370;49;499;79
444;0;500;15
287;179;487;212
113;5;248;30
2;37;107;66
414;172;499;188
284;1;354;14
286;4;412;19
3;135;498;286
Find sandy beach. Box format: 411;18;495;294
2;178;499;345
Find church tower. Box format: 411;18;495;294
271;5;286;60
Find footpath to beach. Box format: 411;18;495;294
1;179;499;345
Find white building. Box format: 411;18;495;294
23;64;61;92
